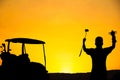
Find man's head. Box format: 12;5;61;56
95;36;103;48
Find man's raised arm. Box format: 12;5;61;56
83;38;87;52
110;30;117;48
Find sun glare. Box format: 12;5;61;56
61;67;73;73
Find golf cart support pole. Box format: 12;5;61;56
42;44;46;68
22;43;24;54
7;41;10;53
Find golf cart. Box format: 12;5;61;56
0;38;49;80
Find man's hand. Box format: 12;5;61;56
109;30;117;43
110;30;116;36
83;38;86;43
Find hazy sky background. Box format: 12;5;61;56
0;0;120;73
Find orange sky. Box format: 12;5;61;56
0;0;120;73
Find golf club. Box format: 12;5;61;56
79;29;89;57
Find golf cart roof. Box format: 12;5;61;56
5;38;45;44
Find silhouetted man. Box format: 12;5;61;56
83;30;116;80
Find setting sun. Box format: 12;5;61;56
0;0;120;73
61;67;72;73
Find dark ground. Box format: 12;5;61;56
49;70;120;80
